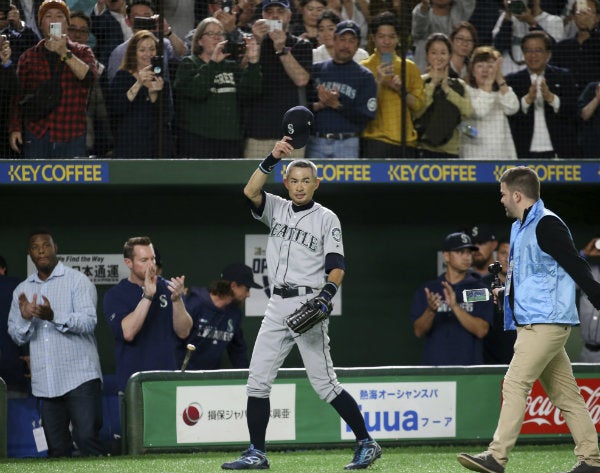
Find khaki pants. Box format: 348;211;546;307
244;138;306;160
489;324;600;467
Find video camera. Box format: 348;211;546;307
133;15;158;31
224;39;246;61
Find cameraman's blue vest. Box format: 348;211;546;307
504;199;578;330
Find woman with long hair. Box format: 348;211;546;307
109;30;173;158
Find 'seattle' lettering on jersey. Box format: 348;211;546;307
253;193;344;289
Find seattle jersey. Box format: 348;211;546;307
253;192;344;289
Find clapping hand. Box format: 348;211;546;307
317;84;341;109
526;79;538;104
441;281;457;309
425;287;442;312
539;78;554;103
18;293;54;321
164;276;186;302
142;264;157;299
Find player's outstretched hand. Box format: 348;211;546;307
271;136;294;159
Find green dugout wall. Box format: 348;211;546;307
0;159;599;374
123;365;600;454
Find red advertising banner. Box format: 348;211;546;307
521;378;600;434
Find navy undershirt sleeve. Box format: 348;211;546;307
325;253;345;273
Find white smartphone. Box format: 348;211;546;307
265;19;282;32
50;22;62;38
462;288;490;303
576;0;589;12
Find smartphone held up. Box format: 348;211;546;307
49;22;62;38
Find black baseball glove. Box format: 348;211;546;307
285;296;333;334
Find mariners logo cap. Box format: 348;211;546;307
442;232;478;252
282;105;313;149
334;20;361;39
467;224;496;244
262;0;290;10
221;263;263;289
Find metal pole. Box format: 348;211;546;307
155;0;165;159
398;3;411;159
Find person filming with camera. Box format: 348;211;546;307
174;17;261;158
108;29;173;158
492;0;564;75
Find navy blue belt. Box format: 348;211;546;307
273;286;313;298
313;132;357;140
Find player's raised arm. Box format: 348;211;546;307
243;137;294;207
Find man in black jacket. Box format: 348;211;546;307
505;30;577;159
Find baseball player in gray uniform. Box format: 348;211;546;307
221;136;381;470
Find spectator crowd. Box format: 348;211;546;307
1;0;600;159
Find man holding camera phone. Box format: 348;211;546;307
243;0;312;159
492;0;564;75
9;0;97;158
458;166;600;473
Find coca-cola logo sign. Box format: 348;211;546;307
520;379;600;434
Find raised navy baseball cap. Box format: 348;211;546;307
467;224;497;244
262;0;290;9
282;105;313;149
221;263;262;289
335;20;361;39
443;232;478;252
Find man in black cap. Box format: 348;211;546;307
306;19;377;159
410;232;494;365
182;263;262;370
468;224;498;277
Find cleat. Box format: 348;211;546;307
457;451;504;473
344;439;382;469
221;447;270;470
553;461;600;473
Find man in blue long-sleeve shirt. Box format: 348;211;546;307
8;228;104;457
